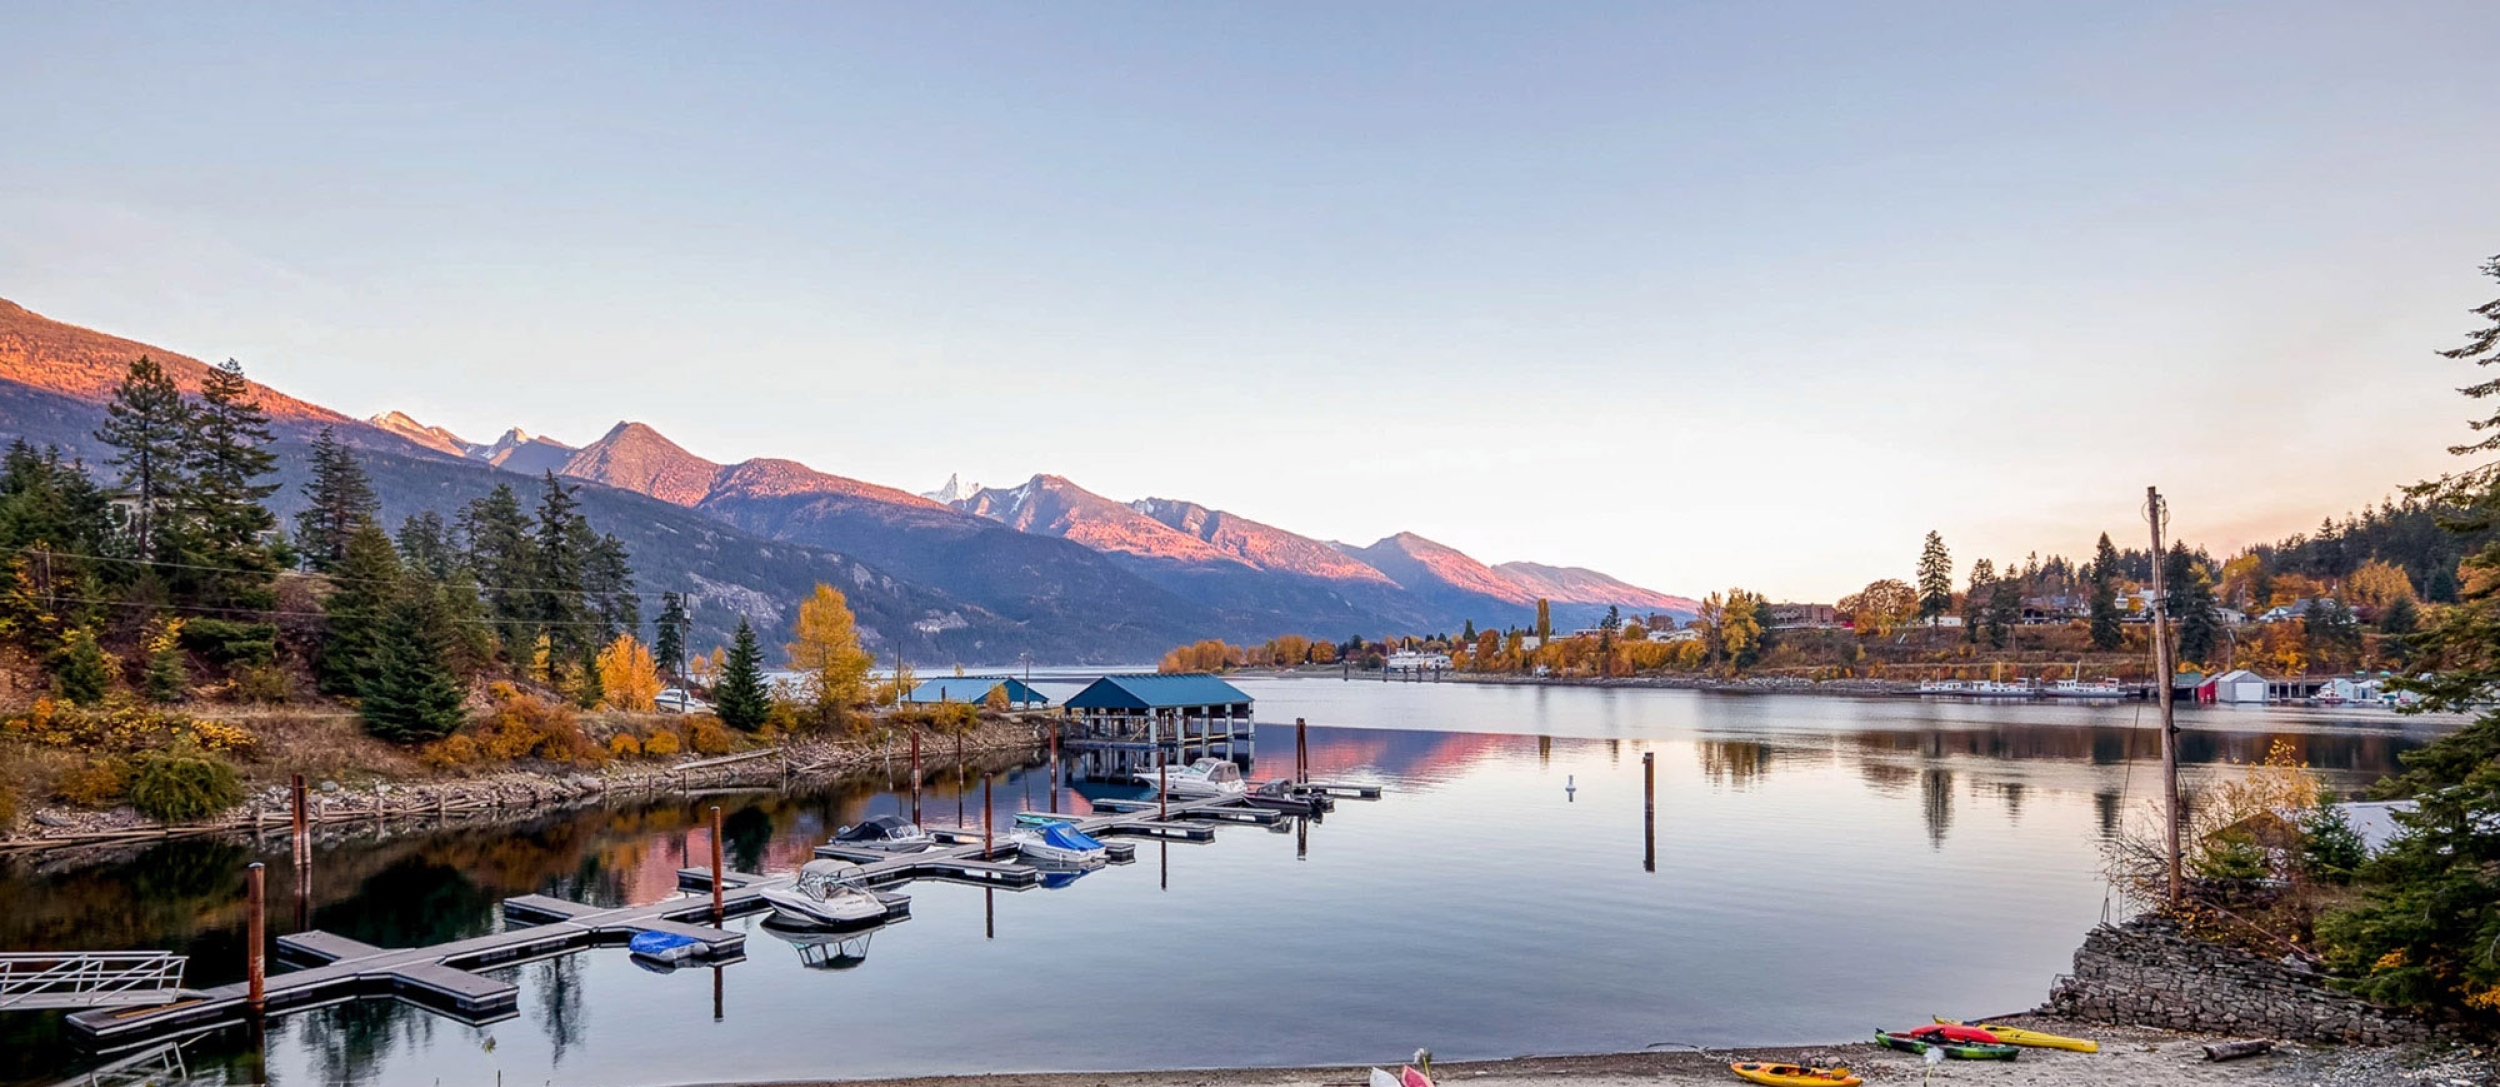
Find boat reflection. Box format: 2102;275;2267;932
761;916;890;971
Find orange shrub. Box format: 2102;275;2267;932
418;734;482;769
686;715;733;755
642;729;682;757
54;758;129;808
608;733;644;758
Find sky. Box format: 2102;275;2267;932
4;2;2498;601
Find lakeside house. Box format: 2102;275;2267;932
1765;602;1840;630
902;676;1051;708
2212;668;2270;704
1384;649;1453;674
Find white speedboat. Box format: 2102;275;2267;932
1916;680;1966;694
758;860;887;928
830;814;934;852
1139;757;1247;799
1007;822;1109;867
1964;680;2036;698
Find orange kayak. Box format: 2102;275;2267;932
1729;1061;1861;1087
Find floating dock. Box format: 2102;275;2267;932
59;783;1375;1049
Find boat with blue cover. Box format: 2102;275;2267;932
1007;821;1109;866
627;930;704;965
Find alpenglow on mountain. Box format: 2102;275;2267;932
0;296;1695;660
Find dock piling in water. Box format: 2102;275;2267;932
1642;751;1656;872
708;805;725;924
246;862;265;1009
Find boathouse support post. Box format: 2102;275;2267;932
1296;718;1308;784
246;862;266;1009
709;805;725;924
290;774;307;860
911;731;922;826
983;776;994;856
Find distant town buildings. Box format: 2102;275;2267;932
1765;602;1841;630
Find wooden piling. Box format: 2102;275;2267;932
1158;753;1169;821
708;805;725;924
910;731;922;826
246;862;266;1009
983;776;994;856
1295;718;1308;784
289;774;307;861
1642;751;1656;873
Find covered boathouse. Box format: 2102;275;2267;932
902;676;1051;708
1060;674;1254;778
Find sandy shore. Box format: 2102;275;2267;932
692;1018;2493;1087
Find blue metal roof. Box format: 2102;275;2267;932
903;677;1050;706
1064;673;1252;710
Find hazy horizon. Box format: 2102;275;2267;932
6;3;2498;600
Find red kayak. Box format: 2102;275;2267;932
1908;1024;2003;1046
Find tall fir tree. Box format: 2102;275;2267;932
180;360;281;609
531;472;588;672
459;483;537;656
295;427;379;572
359;587;466;743
395;510;459;581
714;617;770;731
1985;572;2021;648
2089;532;2124;651
584;532;638;643
654;591;688;681
1961;558;1995;642
1916;531;1954;624
2175;570;2223;666
0;442;120;656
93;357;192;558
316;523;405;697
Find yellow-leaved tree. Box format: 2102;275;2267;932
596;634;662;712
2346;559;2416;610
787;583;873;717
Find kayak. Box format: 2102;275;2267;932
1728;1061;1861;1086
1931;1017;2100;1053
1909;1024;2002;1046
1873;1031;2020;1061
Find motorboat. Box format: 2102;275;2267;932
761;921;883;970
1962;680;2036;698
2042;678;2126;698
831;814;934;853
1013;811;1077;829
758;860;887;928
1915;679;1966;694
1007;821;1110;867
1139;757;1248;799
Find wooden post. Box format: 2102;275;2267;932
910;731;922;826
708;805;725;924
290;774;307;859
1295;718;1308;784
1158;750;1169;821
1049;720;1061;814
246;862;266;1009
2147;485;2183;908
983;775;994;856
1642;751;1656;873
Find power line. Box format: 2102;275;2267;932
24;590;651;629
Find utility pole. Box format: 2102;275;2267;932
2146;486;2182;908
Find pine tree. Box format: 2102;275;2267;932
459;483;537;655
2089;532;2124;651
143;617;188;704
0;442;120;655
1962;558;1994;642
654;591;688;681
53;627;112;705
574;646;603;709
180;360;281;608
359;590;466;742
1461;618;1476;642
532;473;588;671
2175;570;2223;666
1916;531;1954;624
1985;573;2020;648
714;617;769;731
584;532;637;642
2379;595;2419;665
2307;596;2362;666
317;523;404;697
93;357;192;557
295;427;378;572
395;510;458;581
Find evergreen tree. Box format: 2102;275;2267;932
1916;531;1954;624
2162;542;2196;616
395;511;458;582
93;357;191;557
180;360;281;609
574;646;603;709
143;619;188;704
584;532;638;643
52;627;112;705
1985;572;2020;648
531;473;588;671
2379;595;2419;665
1962;558;1995;642
2089;533;2124;650
654;591;688;680
714;617;770;731
316;524;405;697
359;589;466;743
1461;618;1475;642
2175;570;2223;666
0;442;120;656
459;483;537;655
2307;595;2362;666
295;427;379;572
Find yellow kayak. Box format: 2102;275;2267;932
1729;1062;1861;1087
1931;1018;2099;1053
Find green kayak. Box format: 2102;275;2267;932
1874;1031;2020;1061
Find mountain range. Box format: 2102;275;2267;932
0;296;1696;662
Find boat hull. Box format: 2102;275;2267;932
1930;1018;2099;1052
758;888;886;928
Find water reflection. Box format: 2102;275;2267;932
0;685;2459;1087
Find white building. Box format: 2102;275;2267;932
1383;650;1452;674
2212;668;2270;704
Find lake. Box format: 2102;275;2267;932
0;678;2454;1087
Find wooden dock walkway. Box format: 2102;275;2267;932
60;784;1377;1048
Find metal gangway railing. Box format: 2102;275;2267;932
0;951;189;1010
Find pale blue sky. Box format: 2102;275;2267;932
5;3;2497;599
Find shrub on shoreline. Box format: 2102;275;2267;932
127;744;243;822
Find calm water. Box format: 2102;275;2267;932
0;679;2454;1087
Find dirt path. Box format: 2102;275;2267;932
687;1019;2492;1087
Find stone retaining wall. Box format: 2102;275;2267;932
2048;917;2435;1044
